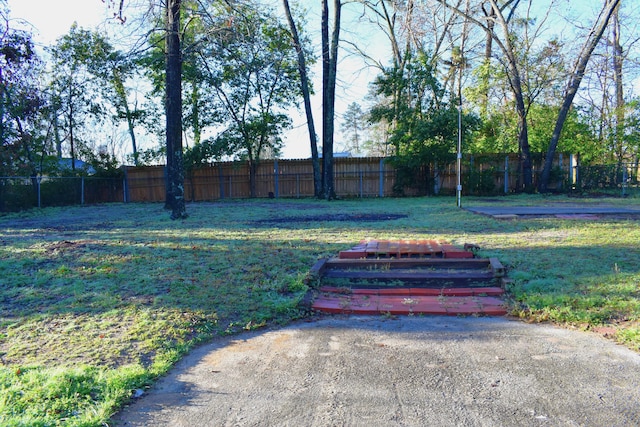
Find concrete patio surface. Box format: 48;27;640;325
112;316;640;426
466;204;640;218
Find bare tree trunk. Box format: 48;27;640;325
282;0;321;197
112;68;139;166
166;0;187;219
321;0;341;200
539;0;621;192
611;2;624;165
53;113;63;159
69;103;75;171
480;1;496;115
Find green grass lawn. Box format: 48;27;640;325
1;196;639;426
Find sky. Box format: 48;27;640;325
7;0;107;45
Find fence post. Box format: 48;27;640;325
558;153;563;190
122;166;129;203
274;159;279;199
37;176;42;208
359;170;363;198
81;177;85;205
218;165;224;199
296;174;300;198
163;165;168;202
379;158;385;197
504;156;509;194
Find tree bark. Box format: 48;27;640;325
166;0;187;218
611;2;624;164
69;102;75;171
480;1;496;115
282;0;321;197
113;68;139;166
321;0;341;200
539;0;621;192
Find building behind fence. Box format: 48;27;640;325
2;153;638;211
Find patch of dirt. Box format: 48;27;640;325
199;201;329;210
254;213;408;225
44;239;103;254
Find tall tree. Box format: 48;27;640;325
48;24;112;172
538;0;621;192
196;2;302;197
282;0;321;197
109;55;144;166
321;0;342;200
611;1;625;164
435;0;536;190
0;5;42;178
341;102;366;154
165;0;187;219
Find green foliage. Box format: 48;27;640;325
371;50;480;195
464;167;498;196
183;138;231;171
0;13;44;177
370;50;443;131
527;104;600;158
47;25;117;169
340;102;366;154
195;3;302;164
0;179;37;211
576;164;628;190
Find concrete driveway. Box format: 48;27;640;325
112;316;640;426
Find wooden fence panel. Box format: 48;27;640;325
126;166;166;202
124;154;572;202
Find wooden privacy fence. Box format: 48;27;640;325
124;154;573;202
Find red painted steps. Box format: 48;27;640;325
319;286;505;297
310;239;508;316
312;287;507;316
338;239;475;259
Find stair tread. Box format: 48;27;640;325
312;293;507;316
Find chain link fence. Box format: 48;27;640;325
574;163;639;197
0;176;126;212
